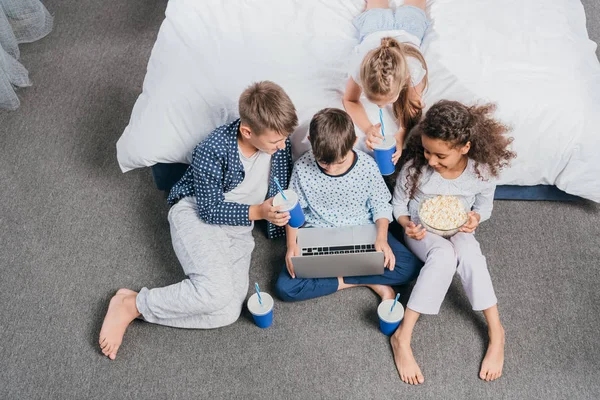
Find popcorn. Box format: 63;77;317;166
419;195;468;230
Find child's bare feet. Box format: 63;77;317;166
367;284;395;301
479;326;505;381
391;332;424;385
99;289;140;360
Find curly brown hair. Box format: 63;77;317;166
401;100;516;199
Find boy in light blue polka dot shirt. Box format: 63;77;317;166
275;108;422;303
99;82;299;360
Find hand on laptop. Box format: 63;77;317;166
375;238;396;270
285;243;300;278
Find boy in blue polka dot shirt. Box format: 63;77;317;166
99;82;298;360
275;108;422;302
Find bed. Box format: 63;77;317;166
116;0;600;202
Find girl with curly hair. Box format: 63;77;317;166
390;100;516;385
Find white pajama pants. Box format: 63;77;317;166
404;232;497;315
136;197;255;329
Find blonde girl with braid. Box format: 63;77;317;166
343;0;429;165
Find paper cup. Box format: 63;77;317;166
373;135;397;176
273;190;305;228
377;299;404;336
247;292;274;328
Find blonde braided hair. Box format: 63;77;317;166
359;37;407;101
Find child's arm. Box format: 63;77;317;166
193;144;289;226
285;225;299;278
367;162;395;269
192;144;250;225
374;218;395;270
472;184;495;223
460;183;495;233
392;164;426;240
342;78;383;149
249;201;290;226
391;128;406;165
369;160;394;223
284;162;308;278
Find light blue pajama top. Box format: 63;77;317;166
289;150;393;228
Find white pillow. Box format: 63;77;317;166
118;0;362;170
117;0;600;202
421;0;600;201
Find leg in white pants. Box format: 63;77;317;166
136;197;255;329
450;232;497;311
404;232;457;314
404;232;496;314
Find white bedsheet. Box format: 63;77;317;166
117;0;600;202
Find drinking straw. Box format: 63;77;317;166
255;282;263;306
390;293;400;313
273;177;287;201
379;108;385;137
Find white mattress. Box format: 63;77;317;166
116;0;600;202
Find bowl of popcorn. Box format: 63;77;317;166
418;195;469;238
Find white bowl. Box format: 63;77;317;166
418;195;469;238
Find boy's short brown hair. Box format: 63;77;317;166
238;81;298;136
309;108;356;164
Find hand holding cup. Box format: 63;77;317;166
260;198;290;226
365;123;383;150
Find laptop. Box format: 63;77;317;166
291;224;385;279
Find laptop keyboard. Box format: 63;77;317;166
301;244;376;256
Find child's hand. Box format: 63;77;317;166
285;243;299;278
459;211;480;233
365;123;383;150
260;197;290;226
405;221;426;240
391;130;404;165
375;238;396;270
392;144;403;165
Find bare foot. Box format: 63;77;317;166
391;333;424;385
98;289;140;360
480;327;505;381
367;284;395;301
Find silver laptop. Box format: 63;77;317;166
291;225;385;279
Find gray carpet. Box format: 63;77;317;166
1;1;599;399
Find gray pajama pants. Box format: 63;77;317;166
135;197;255;329
404;232;497;315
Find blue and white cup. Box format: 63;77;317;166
273;189;305;228
373;135;397;176
377;298;404;336
247;292;274;329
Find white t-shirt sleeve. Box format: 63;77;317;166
472;181;496;223
350;50;363;87
407;56;426;87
